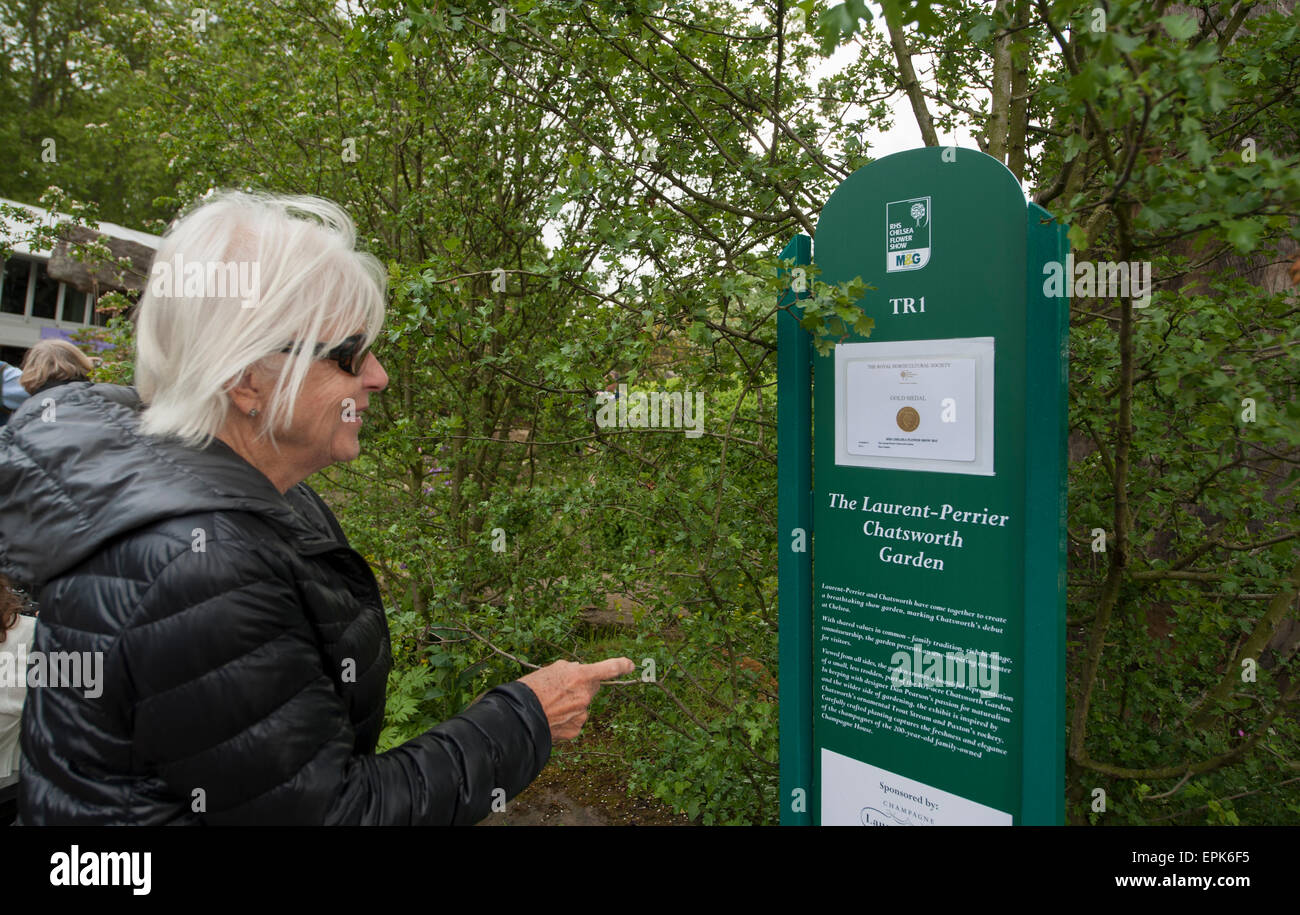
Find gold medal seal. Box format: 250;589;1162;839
896;406;920;432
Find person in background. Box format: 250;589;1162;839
0;574;35;826
0;361;23;426
19;338;95;397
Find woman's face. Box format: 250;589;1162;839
274;340;388;478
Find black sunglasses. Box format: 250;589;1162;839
279;333;371;376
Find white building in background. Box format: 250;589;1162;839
0;198;160;366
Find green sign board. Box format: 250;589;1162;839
778;147;1068;826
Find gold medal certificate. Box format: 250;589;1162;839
845;356;977;461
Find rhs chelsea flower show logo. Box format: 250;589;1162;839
886;197;931;272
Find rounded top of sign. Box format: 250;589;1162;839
816;145;1028;276
813;146;1032;329
826;146;1025;210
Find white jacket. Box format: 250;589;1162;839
0;614;37;789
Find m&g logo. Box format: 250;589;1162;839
894;253;924;267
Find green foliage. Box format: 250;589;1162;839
0;1;177;226
74;292;137;385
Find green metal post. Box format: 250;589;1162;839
778;233;812;825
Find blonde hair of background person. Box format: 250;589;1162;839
19;339;94;395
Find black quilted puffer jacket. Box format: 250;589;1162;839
0;383;550;824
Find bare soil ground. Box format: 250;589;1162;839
479;721;694;827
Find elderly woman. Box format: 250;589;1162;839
0;191;631;825
19;338;95;397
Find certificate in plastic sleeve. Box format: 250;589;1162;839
834;336;995;476
845;356;976;461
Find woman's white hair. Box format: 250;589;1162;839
135;190;387;449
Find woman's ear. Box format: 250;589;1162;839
225;366;267;416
